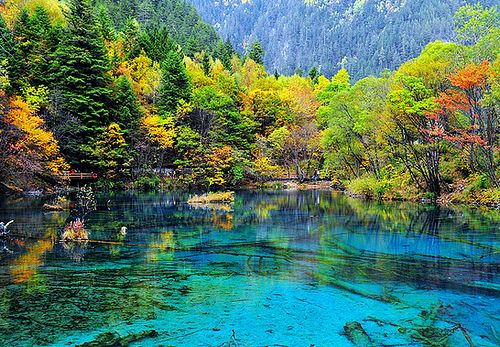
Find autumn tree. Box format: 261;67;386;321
386;75;442;195
84;123;132;180
436;61;499;187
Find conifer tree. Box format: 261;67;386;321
219;38;236;70
0;15;17;93
248;40;265;65
202;52;211;75
158;50;192;116
308;66;320;84
111;75;142;132
51;0;112;164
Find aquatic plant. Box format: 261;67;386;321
43;196;69;211
61;219;88;241
188;191;234;204
76;185;97;222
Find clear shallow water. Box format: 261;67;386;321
0;190;498;346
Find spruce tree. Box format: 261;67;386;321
202;52;211;75
158;50;192;116
0;15;17;93
139;25;176;63
51;0;112;165
308;66;320;84
111;75;142;132
248;40;265;65
219;38;236;70
28;6;59;87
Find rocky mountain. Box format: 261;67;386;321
186;0;497;79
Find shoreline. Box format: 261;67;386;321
1;180;499;209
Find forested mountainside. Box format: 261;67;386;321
92;0;227;56
187;0;498;80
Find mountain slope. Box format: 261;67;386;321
94;0;224;55
186;0;497;79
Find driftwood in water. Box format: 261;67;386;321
343;322;373;346
76;330;158;347
366;310;476;347
0;220;14;236
308;271;399;304
43;203;65;211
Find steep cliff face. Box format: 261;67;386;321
187;0;496;79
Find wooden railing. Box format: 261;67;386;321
60;172;98;180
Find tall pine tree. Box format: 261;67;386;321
248;40;265;65
158;50;192;116
51;0;112;165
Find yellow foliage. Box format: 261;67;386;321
211;59;225;79
117;52;161;100
279;76;319;122
205;145;233;187
184;56;214;88
141;111;176;149
253;156;283;180
241;59;267;90
315;75;330;92
107;39;126;63
1;0;65;27
188;191;234;204
0;60;9;90
23;85;49;112
5;96;67;174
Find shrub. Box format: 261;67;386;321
188;191;234;204
62;219;89;241
347;176;380;198
135;176;160;191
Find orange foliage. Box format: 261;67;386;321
4;96;68;174
449;61;490;90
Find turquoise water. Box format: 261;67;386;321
0;190;498;346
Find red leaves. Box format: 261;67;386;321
434;89;468;114
421;60;496;150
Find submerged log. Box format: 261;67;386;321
343;322;373;346
43;204;65;211
0;220;14;236
76;330;158;347
308;271;399;304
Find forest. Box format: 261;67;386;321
0;0;498;204
187;0;499;80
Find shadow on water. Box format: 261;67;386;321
0;190;498;346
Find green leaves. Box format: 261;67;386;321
158;50;192;116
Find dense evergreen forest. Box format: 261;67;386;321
188;0;499;80
0;0;498;204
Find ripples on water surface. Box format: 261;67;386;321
0;191;498;346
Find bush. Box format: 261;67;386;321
347;176;380;198
62;219;88;241
188;191;234;204
135;176;160;191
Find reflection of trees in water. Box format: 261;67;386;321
61;241;88;262
0;191;498;346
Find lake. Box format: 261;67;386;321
0;190;498;346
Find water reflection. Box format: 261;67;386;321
0;191;498;346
